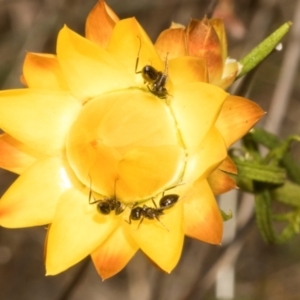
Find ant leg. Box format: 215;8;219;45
126;202;138;224
113;178;117;200
154;216;169;232
112;177;125;215
125;214;132;224
88;187;100;205
135;36;142;74
89;196;101;205
146;85;153;93
151;198;158;209
88;175;106;205
88;175;98;205
115;203;126;215
137;217;145;230
89;189;93;204
162;182;186;195
164;52;169;74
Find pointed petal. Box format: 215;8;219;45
0;133;45;174
207;155;238;194
103;1;119;23
155;27;186;60
187;18;223;83
0;157;72;227
128;201;184;273
207;169;237;195
169;57;208;85
85;0;118;48
23;52;68;90
218;155;237;174
0;89;81;155
184;179;223;244
216;95;266;147
107;18;163;76
171;82;227;152
46;187;120;275
92;223;138;280
209;19;228;61
184;127;228;183
57;26;134;101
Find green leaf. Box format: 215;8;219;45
235;160;286;184
238;22;292;78
275;223;298;244
271;181;300;208
220;209;232;221
255;190;276;242
264;135;300;165
249;128;300;183
249;127;279;148
255;189;300;243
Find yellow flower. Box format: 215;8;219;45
155;17;241;89
0;0;264;279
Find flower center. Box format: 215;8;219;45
66;89;186;203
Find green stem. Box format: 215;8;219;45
238;22;292;78
250;128;300;184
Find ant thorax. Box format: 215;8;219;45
88;177;125;216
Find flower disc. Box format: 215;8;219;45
66;89;185;201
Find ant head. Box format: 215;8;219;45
97;201;111;214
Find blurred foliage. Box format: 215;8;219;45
231;128;300;244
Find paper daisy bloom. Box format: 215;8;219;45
155;17;241;89
0;0;264;279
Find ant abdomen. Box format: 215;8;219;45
159;194;179;209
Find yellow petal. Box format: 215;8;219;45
184;179;223;244
207;168;237;195
85;0;117;48
92;223;138;280
216;95;266;147
23;52;68;90
171;82;228;152
184;126;227;183
118;145;185;200
128;201;184;273
0;133;45;174
46;187;120;275
186;18;223;83
169;57;208;85
0;157;71;227
155;27;186;60
0;89;81;155
107;18;163;76
57;25;134;101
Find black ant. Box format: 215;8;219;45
88;178;125;215
135;36;169;99
127;193;179;230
